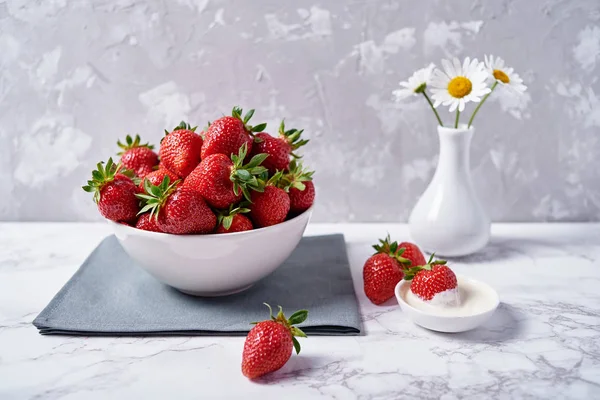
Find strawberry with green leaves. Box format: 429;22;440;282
117;134;158;178
250;120;309;173
136;177;216;234
216;204;253;233
404;254;457;302
282;160;315;213
138;166;179;193
249;171;291;228
201;107;266;160
397;242;426;267
159;121;203;178
363;236;410;305
135;213;163;232
184;143;268;209
83;158;140;223
242;304;308;379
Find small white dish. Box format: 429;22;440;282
109;206;312;297
395;275;499;333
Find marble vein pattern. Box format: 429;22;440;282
1;223;600;399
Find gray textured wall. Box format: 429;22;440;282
1;0;599;222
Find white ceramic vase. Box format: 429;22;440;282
409;124;490;257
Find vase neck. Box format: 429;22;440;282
436;126;474;173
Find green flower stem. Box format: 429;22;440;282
454;109;460;129
468;81;498;128
421;91;443;126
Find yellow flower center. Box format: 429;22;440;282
447;76;472;98
493;69;510;84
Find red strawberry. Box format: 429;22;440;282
249;172;290;228
138;167;178;193
363;236;410;305
201;107;266;160
289;181;315;213
398;242;426;266
184;143;268;209
242;304;308;379
83;158;140;223
216;214;253;234
159;121;203;178
216;204;253;233
135;213;163;232
404;255;456;301
250;120;309;173
283;160;315;213
137;177;216;234
117;134;158;178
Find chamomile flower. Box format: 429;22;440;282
484;55;527;94
430;57;491;112
393;63;436;101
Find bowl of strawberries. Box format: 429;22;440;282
83;107;315;296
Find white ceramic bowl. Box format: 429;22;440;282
109;207;312;297
395;275;499;333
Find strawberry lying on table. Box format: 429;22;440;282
241;304;308;379
362;236;412;305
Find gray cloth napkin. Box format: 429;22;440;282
33;234;361;336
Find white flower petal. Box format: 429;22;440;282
449;101;458;113
484;54;492;69
453;57;463;76
441;58;454;77
393;89;414;101
393;63;440;101
462;57;471;74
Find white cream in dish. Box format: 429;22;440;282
395;276;500;332
414;287;461;308
402;277;498;317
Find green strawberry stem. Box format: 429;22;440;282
217;202;251;230
135;176;180;220
252;303;308;355
402;252;448;281
278;120;309;157
230;143;269;202
267;170;285;187
371;234;411;266
232;106;267;136
164;121;198;136
117;134;154;155
82;157;134;203
280;160;314;192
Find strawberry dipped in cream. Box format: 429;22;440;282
401;254;500;318
403;255;461;308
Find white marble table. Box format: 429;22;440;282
1;223;599;399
